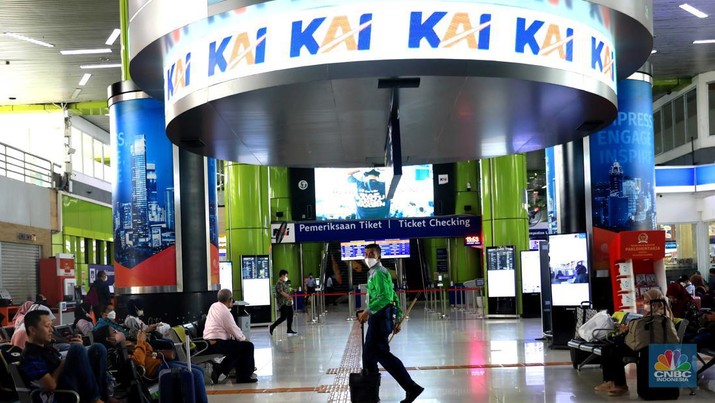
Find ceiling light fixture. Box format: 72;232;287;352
60;48;112;56
70;88;82;99
679;3;708;18
651;49;657;54
3;32;54;48
78;73;92;86
693;39;715;44
80;63;122;69
105;29;121;46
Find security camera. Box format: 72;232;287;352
67;147;76;155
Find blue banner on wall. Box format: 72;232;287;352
545;147;557;234
271;215;481;243
589;78;656;232
648;344;697;388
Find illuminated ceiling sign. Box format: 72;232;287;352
164;0;616;105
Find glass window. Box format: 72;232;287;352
654;110;662;155
71;128;83;174
710;83;715;136
663;102;674;151
103;144;111;182
686;89;697;142
82;133;94;177
673;96;686;147
93;139;104;180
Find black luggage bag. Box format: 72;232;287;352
349;322;380;403
636;346;679;401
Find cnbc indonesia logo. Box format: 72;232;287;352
653;349;692;383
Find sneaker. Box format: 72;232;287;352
594;381;613;391
211;369;227;385
401;383;424;403
607;385;629;396
287;330;298;335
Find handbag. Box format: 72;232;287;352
625;314;678;351
577;310;614;342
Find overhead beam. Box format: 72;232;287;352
0;101;108;115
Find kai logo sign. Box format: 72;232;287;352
166;52;191;101
408;11;492;50
591;37;614;81
208;27;268;77
649;344;696;388
290;13;373;57
515;18;573;61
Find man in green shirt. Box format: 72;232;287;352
357;243;423;403
269;270;297;336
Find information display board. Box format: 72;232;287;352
548;233;590;306
240;255;271;307
219;261;233;292
340;239;410;261
520;250;541;293
486;246;516;298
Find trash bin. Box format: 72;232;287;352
233;301;251;340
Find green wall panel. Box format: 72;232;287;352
225;164;269;229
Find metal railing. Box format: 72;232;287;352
0;141;62;188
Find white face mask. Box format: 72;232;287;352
137;310;144;317
107;311;116;320
365;258;378;268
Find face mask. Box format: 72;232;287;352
137;310;144;317
107;311;116;320
365;258;378;268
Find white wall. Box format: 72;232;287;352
0;175;51;228
655;193;702;223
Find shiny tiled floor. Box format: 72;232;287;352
206;304;715;402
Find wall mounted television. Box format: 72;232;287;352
314;165;433;220
340;239;410;261
548;233;590;306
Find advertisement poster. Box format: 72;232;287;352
589;79;656;272
208;158;219;286
111;98;176;288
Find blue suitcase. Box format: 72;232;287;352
159;334;196;403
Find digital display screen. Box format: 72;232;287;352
242;279;271;306
549;233;590;306
241;255;270;279
486;246;516;298
340;239;410;260
520;250;541;293
219;261;233;292
465;236;482;248
486;246;515;271
314;165;433;220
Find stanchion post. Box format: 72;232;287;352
347;291;356;321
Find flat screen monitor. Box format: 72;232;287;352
529;239;542;250
219;261;233;292
548;233;590;306
340;239;410;260
486;246;516;298
314;165;434;220
520;250;541;293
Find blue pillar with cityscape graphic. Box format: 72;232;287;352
108;81;219;323
588;68;656;306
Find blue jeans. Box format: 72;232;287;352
160;361;208;403
363;305;414;391
57;343;107;402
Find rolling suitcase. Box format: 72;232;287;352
636;346;679;400
159;333;196;403
349;322;380;403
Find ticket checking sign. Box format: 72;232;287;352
271;215;480;243
164;0;616;106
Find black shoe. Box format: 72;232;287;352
269;325;274;336
287;330;298;335
211;369;227;385
401;384;424;403
236;377;258;384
